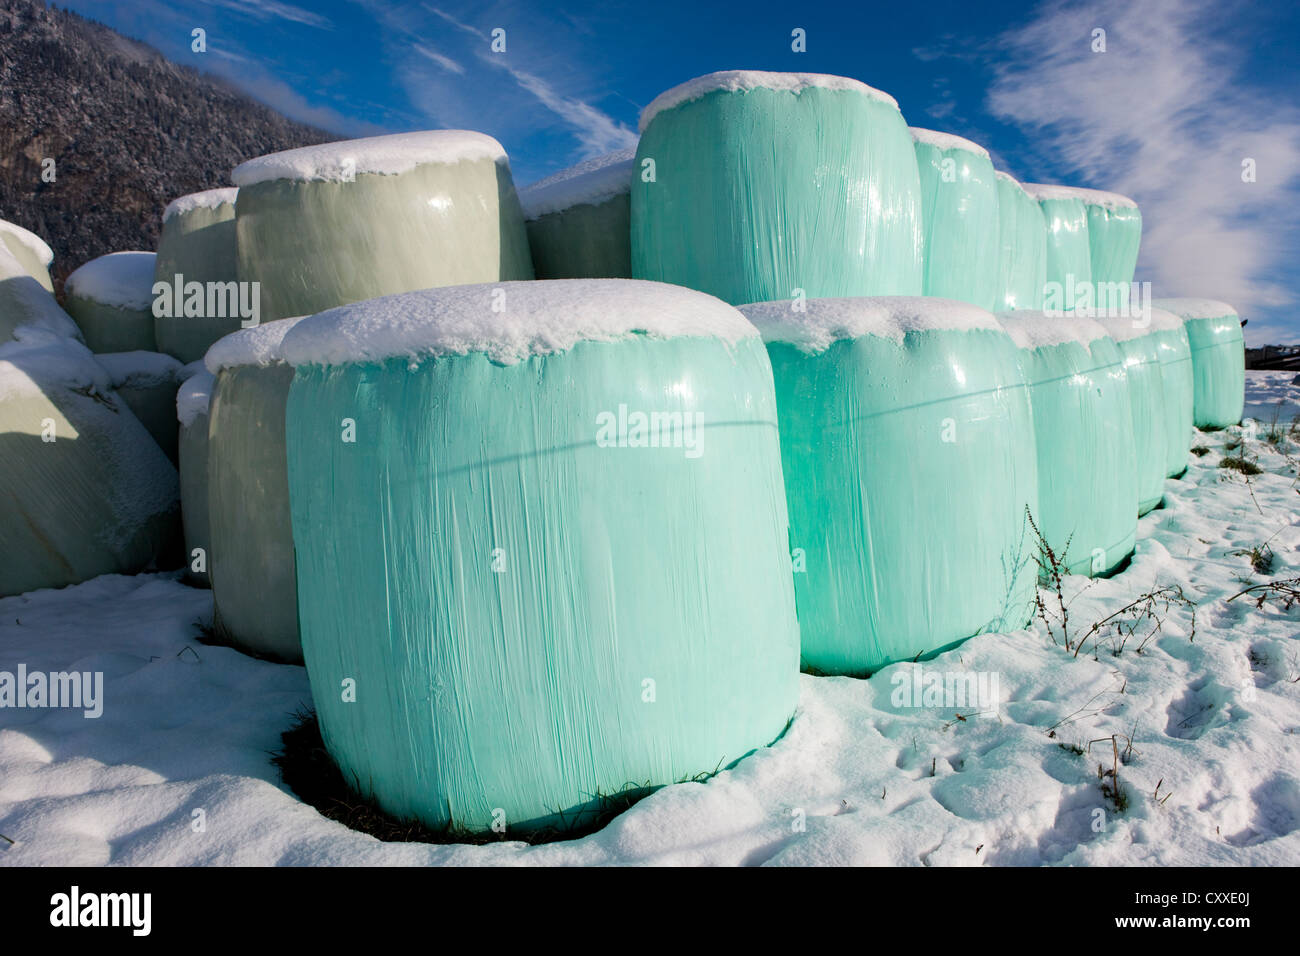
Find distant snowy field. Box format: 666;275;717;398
2;370;1298;866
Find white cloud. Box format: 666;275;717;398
412;44;465;75
985;0;1300;341
205;0;332;30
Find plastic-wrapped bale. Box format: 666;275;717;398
519;148;634;279
1079;188;1141;295
153;188;242;363
64;252;158;353
1147;307;1195;476
998;312;1137;576
1022;185;1093;312
0;219;55;292
204;317;305;661
740;296;1038;675
176;369;214;587
93;351;184;464
232;131;534;322
1094;318;1167;515
0;243;82;343
632;71;923;306
1153;298;1244;429
911;128;1000;311
279;279;800;833
994;172;1048;311
0;330;180;597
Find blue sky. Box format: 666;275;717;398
64;0;1300;344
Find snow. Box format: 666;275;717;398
0;245;81;341
203;316;307;374
94;351;183;389
739;296;1001;352
231;131;509;187
1153;298;1240;321
280;280;758;369
994;170;1022;186
64;252;158;311
518;148;636;221
175;370;215;426
2;373;1297;865
162;188;238;223
1146;306;1186;333
997;310;1109;349
0;328;111;401
909;127;991;159
0;218;54;266
1022;183;1139;210
1092;316;1161;343
639;71;899;132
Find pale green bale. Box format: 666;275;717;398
1023;184;1093;312
232;131;533;322
1094;318;1168;515
153;188;242;363
280;280;799;833
94;351;184;464
994;171;1048;311
204;318;304;661
1147;307;1195;476
0;219;55;292
998;312;1138;576
64;251;158;353
0;333;181;597
176;369;214;587
520;149;634;279
911;129;1000;311
1154;298;1244;429
741;296;1039;677
632;71;923;305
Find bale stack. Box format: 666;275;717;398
741;296;1038;675
632;71;923;305
153;188;242;363
519;148;635;279
911;128;1000;310
232;131;534;322
280;279;799;833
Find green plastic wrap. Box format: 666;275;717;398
631;71;923;305
1148;307;1195;477
65;252;159;354
153;189;243;363
1023;185;1092;311
520;150;633;279
740;297;1039;676
1154;298;1244;429
176;371;213;587
94;351;183;464
994;172;1048;311
0;242;81;343
0;219;55;292
1094;320;1167;515
280;280;800;833
911;129;1000;310
0;332;180;597
232;132;534;321
999;313;1137;576
205;319;304;662
1082;192;1141;289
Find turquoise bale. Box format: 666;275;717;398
993;172;1048;311
911;129;1000;311
1081;190;1141;291
632;71;923;305
1154;298;1244;429
1023;185;1092;312
741;297;1039;676
1148;307;1195;477
998;313;1137;577
1095;319;1168;515
280;280;800;833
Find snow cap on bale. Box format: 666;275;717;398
738;295;1038;674
518;149;637;280
162;187;238;223
283;277;799;832
205;314;308;373
910;127;1000;310
176;368;215;427
233;130;532;322
631;70;923;305
64;252;159;353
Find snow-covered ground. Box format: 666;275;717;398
2;370;1298;866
